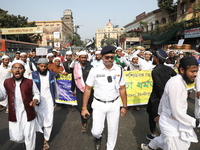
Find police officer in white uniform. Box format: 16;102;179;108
81;45;128;150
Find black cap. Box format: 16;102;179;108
154;50;167;62
101;46;116;55
180;56;198;68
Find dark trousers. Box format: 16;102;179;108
76;89;93;125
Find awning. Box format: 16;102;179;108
142;23;183;45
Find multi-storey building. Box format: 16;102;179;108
29;9;74;49
95;20;124;47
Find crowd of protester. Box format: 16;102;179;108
0;45;200;150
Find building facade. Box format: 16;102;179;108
95;20;124;47
30;9;74;49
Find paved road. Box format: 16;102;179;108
0;97;200;150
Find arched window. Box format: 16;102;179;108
161;18;166;24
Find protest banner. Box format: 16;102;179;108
56;74;77;105
55;70;194;106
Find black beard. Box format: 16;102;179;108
182;72;194;84
38;68;48;75
14;76;22;81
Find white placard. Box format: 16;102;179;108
36;48;48;56
177;39;184;46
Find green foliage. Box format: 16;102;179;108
0;8;41;43
68;33;83;46
101;34;117;47
157;0;173;10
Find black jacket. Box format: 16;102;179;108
147;64;177;118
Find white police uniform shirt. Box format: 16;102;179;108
86;63;125;101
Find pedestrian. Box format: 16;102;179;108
138;51;153;70
30;58;58;150
30;50;39;66
81;45;127;150
141;56;199;150
63;51;73;73
91;50;103;67
0;55;12;112
20;52;37;78
146;50;177;141
50;57;68;75
0;59;41;150
71;51;93;133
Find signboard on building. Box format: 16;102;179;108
36;47;48;56
0;27;43;35
184;27;200;38
54;32;60;42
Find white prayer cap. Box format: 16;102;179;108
131;55;138;60
54;57;61;61
95;51;101;55
98;47;102;51
11;60;25;67
136;46;145;50
115;47;123;52
46;53;53;58
89;49;94;52
75;52;79;55
20;52;27;56
179;51;183;54
78;51;88;56
66;51;73;55
2;55;9;59
52;49;57;52
144;51;152;55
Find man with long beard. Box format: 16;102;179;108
0;60;41;150
141;56;200;150
30;58;58;150
146;50;176;141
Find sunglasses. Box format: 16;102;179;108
104;56;114;60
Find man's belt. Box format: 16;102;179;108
94;96;119;103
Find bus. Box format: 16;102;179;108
0;39;39;52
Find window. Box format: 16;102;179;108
180;2;187;14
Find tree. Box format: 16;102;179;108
157;0;174;10
68;33;83;46
0;8;42;43
101;34;117;47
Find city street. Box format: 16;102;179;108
0;97;200;150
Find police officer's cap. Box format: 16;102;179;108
101;46;116;55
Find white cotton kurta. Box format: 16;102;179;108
138;58;153;70
0;64;11;106
1;79;42;150
23;60;37;78
30;71;55;141
149;74;197;150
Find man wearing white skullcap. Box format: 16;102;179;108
138;51;153;70
71;50;94;133
0;55;12;112
20;52;37;78
63;51;73;73
0;59;41;150
91;51;103;67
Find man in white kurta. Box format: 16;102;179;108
0;60;41;150
141;56;200;150
30;58;58;150
139;51;153;70
0;55;11;111
20;52;37;78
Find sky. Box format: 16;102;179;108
1;0;159;40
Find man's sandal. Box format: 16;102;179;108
81;124;87;133
43;142;50;150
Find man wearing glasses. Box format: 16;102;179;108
81;45;127;150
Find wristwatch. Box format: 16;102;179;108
122;106;128;110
